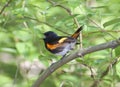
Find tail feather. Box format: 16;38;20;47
71;26;83;39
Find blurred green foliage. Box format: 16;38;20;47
0;0;120;87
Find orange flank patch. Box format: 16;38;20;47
46;43;60;50
46;38;67;50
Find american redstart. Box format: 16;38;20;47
43;26;83;56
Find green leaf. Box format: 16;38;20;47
55;14;79;26
0;75;12;86
0;48;16;53
103;18;120;27
116;61;120;78
115;46;120;57
92;6;107;9
15;42;26;55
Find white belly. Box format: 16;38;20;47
55;42;76;56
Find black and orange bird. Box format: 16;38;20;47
43;26;83;56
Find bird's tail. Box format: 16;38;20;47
71;26;83;39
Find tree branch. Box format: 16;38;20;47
0;0;12;15
31;38;120;87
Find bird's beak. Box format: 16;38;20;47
38;33;45;40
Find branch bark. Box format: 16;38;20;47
0;0;12;15
31;38;120;87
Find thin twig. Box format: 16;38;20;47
13;65;19;87
87;17;116;39
24;16;70;35
82;63;95;80
90;57;120;87
47;0;71;15
100;58;119;79
0;0;12;15
88;30;120;34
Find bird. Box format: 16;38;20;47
43;26;83;57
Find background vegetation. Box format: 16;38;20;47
0;0;120;87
